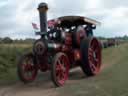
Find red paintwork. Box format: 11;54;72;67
88;38;101;74
54;54;69;85
74;49;81;61
76;27;86;46
22;61;37;81
65;33;72;45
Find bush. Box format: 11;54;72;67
0;44;32;73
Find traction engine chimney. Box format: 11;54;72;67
38;3;48;36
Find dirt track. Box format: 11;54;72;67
0;67;86;96
0;65;108;96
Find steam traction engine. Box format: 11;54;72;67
17;2;102;87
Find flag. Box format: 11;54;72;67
32;23;39;30
48;20;55;27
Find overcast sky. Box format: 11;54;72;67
0;0;128;39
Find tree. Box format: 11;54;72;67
2;37;13;44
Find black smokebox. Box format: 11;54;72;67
38;3;48;35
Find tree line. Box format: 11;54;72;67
0;35;128;44
0;37;35;44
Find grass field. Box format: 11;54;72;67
0;43;128;96
0;44;32;86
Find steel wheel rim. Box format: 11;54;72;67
55;54;69;85
88;38;101;74
21;56;37;81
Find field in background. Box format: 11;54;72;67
0;44;32;48
0;43;128;96
0;43;32;86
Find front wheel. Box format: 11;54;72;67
17;52;38;83
51;53;70;87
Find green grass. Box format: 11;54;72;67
0;44;32;86
56;43;128;96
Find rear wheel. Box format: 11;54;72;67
51;53;69;87
80;37;101;76
17;52;38;83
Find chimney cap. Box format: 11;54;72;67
38;2;48;9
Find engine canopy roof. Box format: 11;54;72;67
48;16;101;28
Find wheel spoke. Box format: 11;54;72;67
20;54;37;81
56;64;60;71
57;59;62;67
90;63;96;71
88;52;95;65
53;53;69;86
89;48;93;54
95;58;98;64
89;39;101;73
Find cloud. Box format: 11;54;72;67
0;0;128;39
94;7;128;37
0;0;38;39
